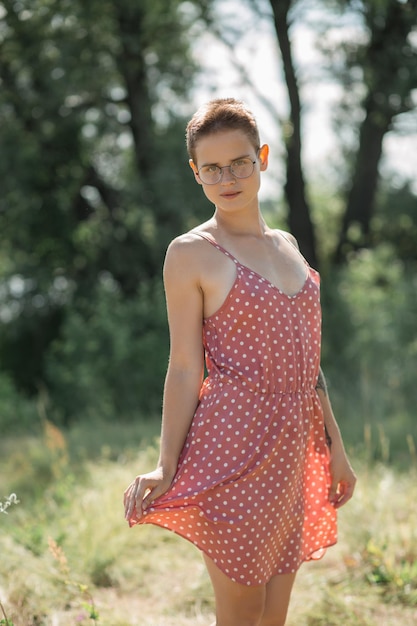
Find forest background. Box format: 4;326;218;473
0;0;417;625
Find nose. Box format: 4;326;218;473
219;165;236;183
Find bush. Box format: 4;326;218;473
0;372;38;434
45;276;168;425
321;245;417;462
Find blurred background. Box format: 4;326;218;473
0;0;416;461
1;2;417;624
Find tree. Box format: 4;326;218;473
273;0;417;263
0;0;212;397
267;0;319;267
204;0;319;266
328;0;417;261
208;0;416;265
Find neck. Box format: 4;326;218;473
212;207;268;238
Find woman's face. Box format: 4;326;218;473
190;129;269;213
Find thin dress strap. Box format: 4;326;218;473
194;230;311;272
193;231;240;265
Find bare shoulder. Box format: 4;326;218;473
163;230;209;283
165;231;203;257
275;228;300;250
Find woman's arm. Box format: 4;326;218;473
124;236;205;521
316;368;357;509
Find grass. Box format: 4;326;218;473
1;419;417;625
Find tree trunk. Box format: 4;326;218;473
268;0;318;268
335;0;416;263
113;2;155;183
335;108;391;262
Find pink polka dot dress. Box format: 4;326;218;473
129;232;337;585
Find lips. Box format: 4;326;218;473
220;191;241;198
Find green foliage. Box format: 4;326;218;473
0;0;209;406
320;245;417;462
0;373;38;433
363;539;417;606
0;603;15;626
374;180;417;264
45;277;168;423
316;0;417;164
0;0;416;461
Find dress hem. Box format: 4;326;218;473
132;515;337;587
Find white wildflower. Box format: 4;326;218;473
0;493;20;514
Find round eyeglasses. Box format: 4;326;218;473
196;157;257;185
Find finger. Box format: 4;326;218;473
125;479;143;520
332;482;355;509
124;493;136;521
141;486;160;511
135;485;149;511
123;482;136;506
333;494;350;509
328;483;339;505
126;479;153;520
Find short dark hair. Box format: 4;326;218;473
186;98;260;161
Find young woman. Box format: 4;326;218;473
124;98;356;626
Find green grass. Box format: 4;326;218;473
1;420;417;626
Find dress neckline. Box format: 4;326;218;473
194;231;313;301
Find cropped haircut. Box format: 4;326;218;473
186;98;261;162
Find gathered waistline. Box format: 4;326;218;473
203;374;317;397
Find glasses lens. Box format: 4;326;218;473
198;158;255;184
198;165;221;184
230;158;255;179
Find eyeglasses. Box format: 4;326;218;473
196;157;257;185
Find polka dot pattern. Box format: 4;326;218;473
129;234;337;585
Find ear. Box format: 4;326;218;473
189;159;203;185
258;144;269;171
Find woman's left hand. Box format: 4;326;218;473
328;447;357;509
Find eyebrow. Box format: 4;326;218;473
199;153;252;168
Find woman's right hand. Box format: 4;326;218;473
123;466;174;522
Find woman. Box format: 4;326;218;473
124;98;356;626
